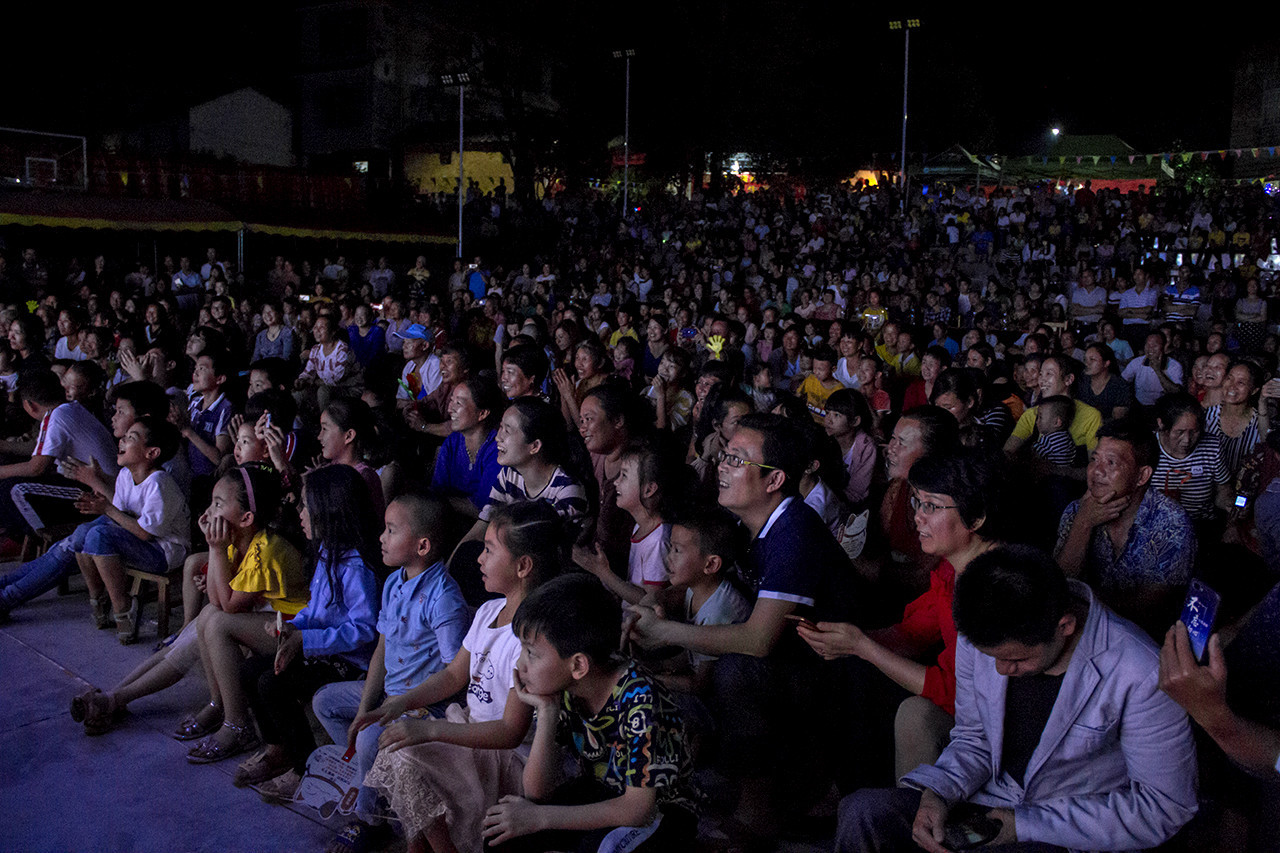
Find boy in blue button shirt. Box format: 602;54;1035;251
311;493;470;852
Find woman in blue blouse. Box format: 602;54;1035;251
251;300;296;364
432;376;505;519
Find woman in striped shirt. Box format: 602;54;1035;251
1205;360;1273;481
1153;393;1232;525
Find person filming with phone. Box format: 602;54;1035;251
837;544;1198;852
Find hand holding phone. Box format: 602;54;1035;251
1179;579;1220;665
784;613;819;632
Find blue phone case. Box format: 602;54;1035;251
1180;579;1220;664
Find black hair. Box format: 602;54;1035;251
923;345;952;368
110;380;169;421
811;344;838;366
1095;416;1159;471
512;573;621;668
302;464;383;607
246;389;298;431
799;417;850;496
825;388;873;435
1037;395;1075;431
583;380;650;438
670;506;741;569
249;358;293;391
574;337;611;374
735;412;808;498
486;500;565;590
388;492;447;562
17;370;65;408
931;369;980;408
458;376;507;432
907;449;1005;540
619;434;689;518
899;404;962;459
1084;342;1118;375
1041;353;1082;387
219;462;284;527
196;347;230;381
1153;391;1204;434
323;396;377;457
132;414;180;465
953;544;1071;648
507;397;574;470
501;343;549;388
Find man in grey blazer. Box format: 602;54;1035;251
838;545;1198;852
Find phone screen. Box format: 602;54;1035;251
1180;579;1220;664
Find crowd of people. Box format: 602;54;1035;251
1;176;1280;852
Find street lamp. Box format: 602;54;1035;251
1051;127;1061;137
440;72;472;259
612;49;636;217
888;18;921;206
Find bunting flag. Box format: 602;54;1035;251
1129;155;1137;164
1201;152;1209;161
1042;157;1048;165
1075;156;1082;164
1058;157;1065;165
1146;155;1154;164
1182;152;1194;164
1092;156;1101;165
1234;149;1242;158
1218;150;1226;159
1271;148;1277;156
1110;156;1117;164
1253;149;1261;158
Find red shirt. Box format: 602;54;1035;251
894;559;958;715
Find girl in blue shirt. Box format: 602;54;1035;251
187;465;382;803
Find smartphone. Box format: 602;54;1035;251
943;804;1003;850
1235;494;1249;509
784;613;819;631
264;412;273;428
1180;579;1221;665
299;294;312;303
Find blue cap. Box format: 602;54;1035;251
392;323;431;340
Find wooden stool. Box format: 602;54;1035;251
125;565;183;639
23;523;81;595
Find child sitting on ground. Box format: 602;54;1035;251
1031;395;1077;466
574;438;676;606
481;573;697;851
307;493;470;853
361;500;563;853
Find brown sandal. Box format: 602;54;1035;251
186;721;260;764
82;692;125;736
173;702;223;741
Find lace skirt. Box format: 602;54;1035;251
363;703;526;852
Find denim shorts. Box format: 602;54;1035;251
79;516;168;575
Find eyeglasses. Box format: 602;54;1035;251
910;495;956;516
716;450;779;472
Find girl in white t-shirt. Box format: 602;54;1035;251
360;501;562;853
574;439;672;606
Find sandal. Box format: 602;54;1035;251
173;702;223;741
325;821;391;853
89;597;113;630
69;688;102;723
114;598;140;645
186;721;260;764
84;699;126;737
233;746;292;788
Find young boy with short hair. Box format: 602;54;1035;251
483;573;696;851
182;350;233;478
798;345;844;421
305;494;470;850
1032;395;1077;466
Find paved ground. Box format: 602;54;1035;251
0;567;832;853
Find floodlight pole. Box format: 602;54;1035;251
889;19;920;211
458;83;465;259
613;49;636;218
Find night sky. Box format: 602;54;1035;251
5;3;1275;169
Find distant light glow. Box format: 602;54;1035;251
1051;127;1061;136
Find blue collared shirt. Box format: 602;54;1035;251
377;561;470;696
291;546;380;669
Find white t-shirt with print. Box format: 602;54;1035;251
114;468;191;569
627;523;670;588
461;598;521;724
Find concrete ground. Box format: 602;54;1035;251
0;567;832;853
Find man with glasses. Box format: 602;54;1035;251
628;412;854;840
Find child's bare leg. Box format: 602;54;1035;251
77;551;105;598
423;819;458;853
195;604;224;707
202;609;276;748
90;554;130;614
112;657;185;709
181;552;208;627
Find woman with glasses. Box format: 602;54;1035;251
797;450;1006;783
